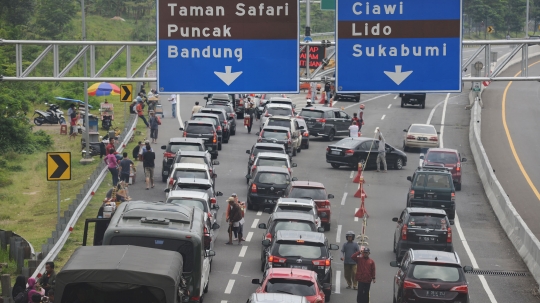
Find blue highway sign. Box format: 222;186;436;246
335;0;462;93
157;0;299;94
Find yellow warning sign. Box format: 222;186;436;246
47;152;71;181
120;84;133;102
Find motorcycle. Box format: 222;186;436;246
102;115;112;131
33;103;65;126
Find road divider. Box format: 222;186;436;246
341;192;348;205
246;232;253;242
336;225;342;243
232;262;241;274
239;246;248;257
251;218;259;229
224;279;235;294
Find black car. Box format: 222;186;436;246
160;138;205;182
406;166;456;219
399;93;426;108
171;150;219;177
246;143;288;173
246;166;297;210
257;126;293;156
334;92;360;102
205;103;238;133
296;118;310;149
258;212;324;271
261;230;339;301
326;137;407;170
390;249;471;303
181;120;219;159
200;107;236;137
299;107;352;141
192;113;224;149
392;207;453;261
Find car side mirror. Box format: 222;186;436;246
216;191;223;196
463;266;473;272
179;127;184;131
246;150;250;154
211;222;220;230
255;132;260;136
292;177;298;181
407;176;412;181
252;278;261;285
292;163;297;167
449;220;455;225
419;153;425;160
212;160;220;165
299;126;304;129
390;261;399;267
323;283;331;290
317;227;325;233
262;239;271;247
161;145;167;150
392;217;399;222
437;131;441;134
245;174;251;179
164;188;171;193
403;129;407;132
207;250;216;257
258;223;267;229
461;158;467;162
328;194;335;199
329;244;339;250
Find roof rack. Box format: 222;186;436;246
418;165;450;172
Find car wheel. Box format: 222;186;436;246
401;100;405;108
402;142;408;152
204;276;209;293
231;127;236;136
421;102;425;109
218;142;222;150
162;174;167;182
327;129;335;141
331;163;341;169
325;292;331;302
237;113;244;119
305;141;310;149
297;146;301;153
395;244;402;261
394;158;404;170
324;223;331;231
393;237;397;253
455;182;462;191
223;135;229;143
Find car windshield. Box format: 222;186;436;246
288;187;327;200
410;125;437;134
276;242;323;258
262;130;288;140
169;143;203;153
167;199;207;212
411;265;460;282
273;221;315;232
257;158;288;168
193;117;218;126
200;110;225;121
186;124;214;134
407;214;447;229
425;174;451;188
268;119;291;128
426;152;459;164
178;156;207;165
265;278;316;296
300;110;324;118
333;138;361;148
297;119;307;128
256;173;289;185
174;170;208;179
276;206;313;214
268;108;292;116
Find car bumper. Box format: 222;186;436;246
326;155;356;166
405;140;439;148
248;194;280;207
204;143;218;155
309;127;328;136
397;241;453;258
409;198;455;218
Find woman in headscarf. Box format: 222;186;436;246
12;275;26;298
27;277;44;302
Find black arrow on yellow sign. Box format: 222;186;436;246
120;84;133;102
47;152;71;181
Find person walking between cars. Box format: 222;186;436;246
142;142;155;190
168;94;177;118
245;100;257;134
349;121;360;138
351;247;376;303
136;100;149;127
232;193;246;241
376;129;387;172
324;82;332;106
226;198;243;245
341;231;360;290
357;104;365;130
119;152;135;185
192;101;202;118
104;148;119;186
148;110;160;143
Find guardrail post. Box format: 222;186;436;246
16;246;24;272
0;231;6;250
1;274;11;299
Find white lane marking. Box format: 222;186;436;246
381;115;386;120
221;301;227;303
388;104;392;109
257;211;262;216
232;262;242;274
439;93;449;148
336;225;342;243
239;246;248;257
224;279;235;294
394;94;398;99
344;94;390;109
341;192;348;205
246;231;253;242
354;208;359;221
251;218;259;229
426;94;461;125
176;94;184;129
332;100;338;107
335;271;341;294
350;171;354;178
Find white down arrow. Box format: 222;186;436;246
214;66;242;86
384;65;413;85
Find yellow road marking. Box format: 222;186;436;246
502;60;540;201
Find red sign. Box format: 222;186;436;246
300;46;325;68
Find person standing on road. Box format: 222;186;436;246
119;152;134;185
232;193;246;242
376;129;387;172
192;101;202;118
142;142;155;190
104;149;119;186
324;82;332;105
341;231;360;290
168;94;177;118
148;110;160;144
136;100;149;127
357;104;365;131
245;100;257;134
351;247;376;303
349;121;360;138
226;197;243;245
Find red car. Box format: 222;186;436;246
252;268;326;303
421;148;467;191
286;181;334;231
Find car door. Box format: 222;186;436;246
202;250;211;297
394;251;410;300
366;140;380;167
332;111;346;134
394;210;407;248
385;143;398;163
340;111;352;133
292;119;301;149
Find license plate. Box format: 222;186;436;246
418;137;428;141
265;199;276;203
331;151;340;155
425;290;446;297
291;265;308;270
419;237;435;243
426;194;436;199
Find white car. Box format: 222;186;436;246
403;123;440;151
270;197;321;228
247;152;297;182
260;104;295;131
167;163;214;190
262;115;303;156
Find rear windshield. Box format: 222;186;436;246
167;198;207;212
265;278;316;296
193;117;218;126
61;283;166;303
288;187;327;200
177;184;211;191
206;104;233;114
410;264;460;282
300;109;324;118
257;158;288;168
109;236;195;272
174;170;208;180
254;147;285;156
410;125;437;134
268;108;292;116
178;156;207;165
186;124;214;134
169;143;203;153
256;172;290;185
422;174;451;188
268;119;291;129
426;152;458;164
275;242;324;258
407;214;447;229
273;221;316;232
262;130;288;140
276;206;313;214
200;109;225;121
333;138;361;148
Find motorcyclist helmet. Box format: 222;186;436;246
306;99;312;104
345;231;355;239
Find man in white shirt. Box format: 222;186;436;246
349;121;360;137
376;128;387;172
168;94;177;118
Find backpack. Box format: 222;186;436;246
157;116;161;125
14;288;30;303
129;102;136;114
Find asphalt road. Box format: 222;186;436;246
482;55;540;238
118;88;540;303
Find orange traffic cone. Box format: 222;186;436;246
306;87;312;100
355;197;368;218
319;91;326;104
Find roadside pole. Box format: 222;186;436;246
57;181;61;224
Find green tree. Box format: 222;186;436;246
33;0;77;39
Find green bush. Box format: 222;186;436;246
0;173;13;187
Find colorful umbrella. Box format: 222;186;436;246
87;82;120;96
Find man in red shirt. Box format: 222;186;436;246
351;247;376;303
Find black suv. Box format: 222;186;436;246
192;113;225;148
299;107;352;141
390;249;471;303
200;107;236;137
181;120;219;159
261;230;339;301
257;126;293;156
161;138;205;182
392;207;454;261
246;143;288;173
399;93;427;109
204;103;238;134
246;166;296;210
406;166;456;219
258;212;324;271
